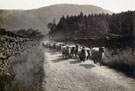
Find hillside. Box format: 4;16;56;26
0;4;112;34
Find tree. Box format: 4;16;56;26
48;18;56;35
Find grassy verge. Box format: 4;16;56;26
0;34;45;91
103;48;135;77
10;46;45;91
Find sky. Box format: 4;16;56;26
0;0;134;13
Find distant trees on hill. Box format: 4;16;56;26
48;12;110;39
48;19;56;34
0;28;43;38
16;28;43;37
48;11;135;40
109;11;135;38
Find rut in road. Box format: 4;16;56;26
42;49;135;91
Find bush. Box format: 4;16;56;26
103;48;135;77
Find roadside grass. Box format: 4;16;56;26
103;48;135;77
8;46;45;91
0;34;45;91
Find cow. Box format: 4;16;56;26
78;47;89;62
42;42;48;48
90;47;104;66
84;47;91;60
62;46;71;59
49;43;54;50
55;43;64;52
52;43;56;51
74;44;81;58
70;46;76;58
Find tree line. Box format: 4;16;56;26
0;28;43;38
48;11;135;41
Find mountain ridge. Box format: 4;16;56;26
0;4;113;34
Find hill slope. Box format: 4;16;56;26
0;4;112;34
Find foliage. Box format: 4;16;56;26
48;11;135;41
48;19;56;35
48;12;110;38
0;28;43;38
109;11;135;37
17;28;43;38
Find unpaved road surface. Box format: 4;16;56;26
42;49;135;91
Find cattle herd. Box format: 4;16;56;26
42;41;106;66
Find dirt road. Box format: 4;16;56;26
42;49;135;91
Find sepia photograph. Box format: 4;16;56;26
0;0;135;91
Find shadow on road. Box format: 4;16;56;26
51;57;67;63
80;64;95;69
50;52;57;55
70;60;81;64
